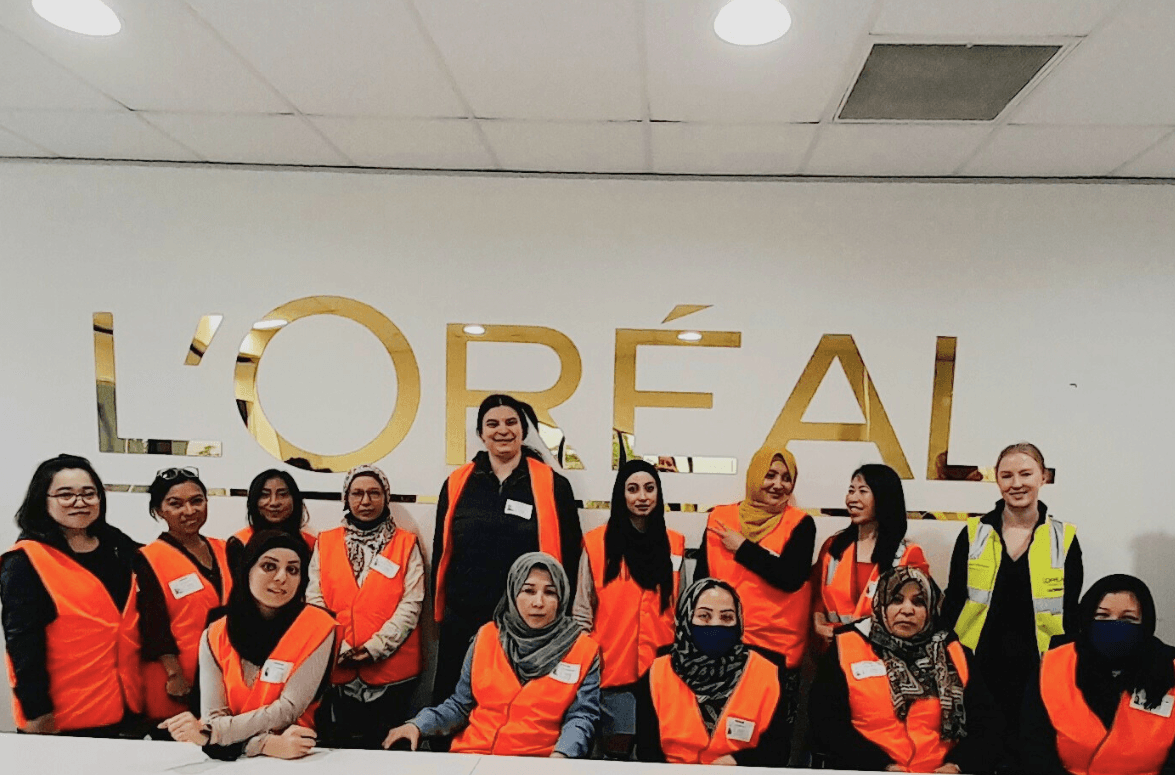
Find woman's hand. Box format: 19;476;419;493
22;713;56;735
158;712;209;746
337;648;373;668
884;766;904;772
550;752;567;759
708;525;746;554
382;723;422;751
711;754;738;766
934;766;961;774
813;614;836;644
262;726;317;759
165;672;192;698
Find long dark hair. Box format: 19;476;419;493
605;459;674;611
829;463;908;566
15;454;108;546
245;469;305;535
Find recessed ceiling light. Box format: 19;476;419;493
463;324;487;336
714;0;791;46
32;0;122;36
252;319;288;331
678;331;703;342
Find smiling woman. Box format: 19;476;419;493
226;469;316;576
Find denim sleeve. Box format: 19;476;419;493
553;654;602;758
410;639;477;737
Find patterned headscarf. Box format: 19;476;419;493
493;552;583;684
341;465;395;578
868;566;967;741
670;578;749;731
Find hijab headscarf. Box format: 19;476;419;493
493;552;583;684
737;445;797;543
670;578;750;731
867;566;967;742
341;465;396;578
220;530;311;667
604;460;674;611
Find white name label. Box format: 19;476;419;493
168;572;204;600
863;580;878;600
260;659;293;684
725;717;755;742
1131;691;1175;718
671;554;683;572
370;554;401;579
550;661;581;684
504;499;533;520
850;660;888;680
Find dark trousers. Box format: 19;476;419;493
430;611;489;752
317;681;417;750
748;645;800;766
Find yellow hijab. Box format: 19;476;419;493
737;445;798;543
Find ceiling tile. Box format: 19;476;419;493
645;0;873;123
0;125;56;157
961;125;1168;176
804;124;992;175
480;120;646;172
0;0;286;113
413;0;643;120
1114;131;1175;177
141;113;349;165
0;110;200;160
651;123;816;174
309;116;495;169
183;0;465;118
0;26;120;110
872;0;1121;38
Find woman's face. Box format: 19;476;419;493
885;581;929;638
480;406;523;460
346;474;386;522
691;587;738;627
515;567;559;629
996;452;1047;510
46;469;101;532
845;474;876;525
157;481;207;538
248;547;302;613
624;471;658;517
258;476;294;524
758;458;794;509
1095;591;1143;624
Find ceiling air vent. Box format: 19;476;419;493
838;43;1061;121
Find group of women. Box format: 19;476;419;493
3;393;1174;775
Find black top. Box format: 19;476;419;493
694;514;815;594
809;628;1003;773
431;450;583;624
134;533;225;662
0;528;140;720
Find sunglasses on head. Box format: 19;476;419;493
156;466;199;480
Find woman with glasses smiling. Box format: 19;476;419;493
0;454;144;736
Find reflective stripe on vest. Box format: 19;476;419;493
705;504;811;667
232;526;317;553
820;538;928;624
4;540;143;731
649;651;781;764
434;457;562;622
317;526;422;687
451;622;599;757
1041;642;1175;775
955;515;1075;654
583;525;684;688
139;537;231;720
837;626;969;773
207;605;337;731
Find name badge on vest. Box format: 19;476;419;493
370;554;401;579
1131;691;1175;718
504;499;533;520
550;661;581;684
671;554;683;572
725;717;755;743
168;572;204;600
863;580;877;599
260;659;294;684
851;660;887;680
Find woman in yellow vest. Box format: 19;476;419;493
226;469;316;575
573;459;685;759
814;464;930;649
383;551;601;757
942;442;1082;768
307;464;424;749
1;454;142;736
158;531;337;760
136;467;231;725
1022;574;1175;775
810;567;1002;773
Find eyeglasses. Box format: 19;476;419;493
348;489;385;502
156;466;199;480
48;489;101;505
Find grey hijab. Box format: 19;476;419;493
492;551;583;684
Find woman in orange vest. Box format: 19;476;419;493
158;530;337;760
1021;574;1175;775
1;454;143;737
573;459;685;759
383;551;601;757
431;394;583;708
809;567;1002;773
226;469;316;575
813;464;930;648
307;464;424;749
136;467;231;726
634;578;788;766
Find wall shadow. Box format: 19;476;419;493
1131;532;1175;641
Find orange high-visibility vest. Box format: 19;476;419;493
434;457;562;622
1041;642;1175;775
705;504;811;667
836;626;969;773
450;622;599;757
206;605;337;731
316;525;422;686
139;537;231;719
583;524;684;687
817;536;930;624
4;540;143;731
649;650;781;764
232;526;317;553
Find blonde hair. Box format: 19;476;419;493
995;442;1047;479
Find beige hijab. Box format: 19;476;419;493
737;445;798;543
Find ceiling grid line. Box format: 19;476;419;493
0;18;128;112
1107;126;1175;176
130;111;207;162
0;122;59;158
634;0;654;173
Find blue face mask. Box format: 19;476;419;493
1089;619;1145;663
692;625;740;657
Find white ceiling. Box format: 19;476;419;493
1;0;1174;177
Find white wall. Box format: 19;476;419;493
1;161;1174;732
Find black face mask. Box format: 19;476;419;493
692;625;741;658
1089;619;1146;663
